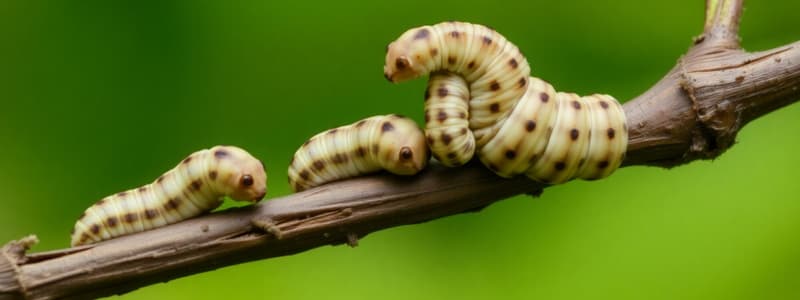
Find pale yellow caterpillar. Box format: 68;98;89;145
385;21;628;184
288;114;428;192
70;145;267;247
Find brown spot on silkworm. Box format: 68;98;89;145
525;120;536;132
107;217;118;228
145;209;158;219
355;147;367;157
414;28;430;39
448;56;456;64
518;77;527;88
382;122;395;132
450;31;460;38
183;156;192;164
91;224;100;234
209;171;217;180
509;58;518;68
572;101;581;110
505;150;516;159
437;87;448;97
430;48;438;56
156;176;165;183
165;198;181;210
332;153;348;164
138;187;147;193
607;128;616;139
460;128;467;134
540;92;549;102
441;133;453;145
490;81;501;91
490;103;500;113
191;180;202;190
467;61;476;69
116;192;127;198
570;129;579;140
482;36;492;44
600;101;609;109
459;112;466;118
437;111;447;122
124;213;137;223
356;120;367;127
554;162;566;171
300;170;310;180
313;160;325;171
328;129;338;135
598;161;609;169
214;149;229;158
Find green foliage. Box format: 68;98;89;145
1;0;799;299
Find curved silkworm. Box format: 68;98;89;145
424;72;474;166
288;114;429;192
385;21;628;184
70;145;267;247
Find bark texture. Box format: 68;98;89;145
2;0;799;299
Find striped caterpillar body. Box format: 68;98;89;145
71;145;267;247
288;114;428;192
385;21;628;183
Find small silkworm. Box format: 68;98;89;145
385;21;628;184
70;145;267;247
288;114;428;192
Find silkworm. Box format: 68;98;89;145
424;72;474;166
288;114;428;192
385;21;628;184
70;145;267;247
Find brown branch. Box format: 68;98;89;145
3;0;799;298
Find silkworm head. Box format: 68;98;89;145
384;26;436;83
378;117;429;175
211;145;268;202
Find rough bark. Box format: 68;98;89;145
2;0;799;299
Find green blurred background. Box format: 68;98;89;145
1;0;799;299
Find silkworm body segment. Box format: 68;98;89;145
288;115;429;192
71;145;267;247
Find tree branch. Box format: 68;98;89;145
3;0;799;298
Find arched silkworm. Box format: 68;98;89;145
70;145;267;247
385;21;531;149
288;114;428;192
385;21;628;184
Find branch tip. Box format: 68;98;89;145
701;0;743;47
